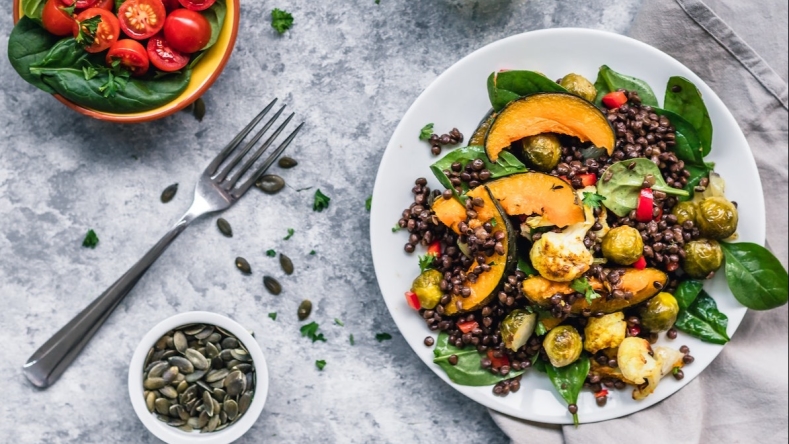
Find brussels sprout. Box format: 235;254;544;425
639;292;679;332
543;325;583;368
559;73;597;102
500;309;537;352
672;201;697;227
683;239;723;279
412;269;443;309
601;226;644;265
519;134;562;172
696;197;739;239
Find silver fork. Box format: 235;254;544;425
23;99;303;389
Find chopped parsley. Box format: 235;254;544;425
82;66;98;80
582;192;607;210
266;249;276;257
82;229;99;248
392;224;401;233
309;250;316;255
535;321;547;336
571;277;601;305
74;15;102;48
375;333;392;342
313;189;331;212
284;228;295;240
490;219;497;227
271;8;293;35
315;360;326;370
418;254;436;272
300;322;326;343
349;334;355;345
419;123;434;141
334;318;344;327
365;196;372;212
268;312;277;321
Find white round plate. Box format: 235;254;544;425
370;28;764;424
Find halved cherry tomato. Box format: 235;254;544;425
106;39;150;76
118;0;166;40
146;34;189;72
94;0;115;11
457;321;479;334
42;0;75;36
178;0;215;11
72;8;120;53
602;91;628;109
405;291;421;311
487;350;510;369
161;0;180;11
163;8;211;53
61;0;99;9
635;188;654;222
578;173;598;187
426;240;441;258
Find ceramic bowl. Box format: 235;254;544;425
128;311;268;444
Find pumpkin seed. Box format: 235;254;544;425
216;218;233;238
235;257;252;274
255;174;285;194
224;399;239;420
238;392;252;415
169;404;183;418
160;386;179;399
162;366;180;383
184;369;206;383
203;391;215;417
206;332;222;344
144;378;166;390
183;324;206;335
219;410;228;424
161;183;178;203
194;326;215;340
155;398;171;415
205;342;220;359
178;424;193;433
168;356;195;374
176;381;189;394
206;414;220;432
146;391;156;413
193;97;206;122
298;300;313;320
185;349;210;370
197;411;209;428
221;337;239;349
279;253;294;275
219;349;234;361
173;331;188;354
278;156;298;168
212;388;227;402
148;361;169;378
224;370;246;397
168;418;186;427
155;336;169;350
144;348;154;369
196;380;213;393
263;276;282;295
206;368;229;383
231;363;253;373
230;349;251;362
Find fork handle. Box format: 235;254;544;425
23;221;190;388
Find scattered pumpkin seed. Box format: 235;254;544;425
298;300;312;320
193;97;206;122
263;276;282;295
217;218;233;237
278;156;298;168
161;183;178;203
255;174;285;194
279;253;294;275
235;257;252;274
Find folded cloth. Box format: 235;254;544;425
490;0;789;442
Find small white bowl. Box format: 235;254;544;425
129;312;269;444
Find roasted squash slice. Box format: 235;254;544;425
484;93;616;162
432;172;585;233
521;268;668;314
445;187;517;315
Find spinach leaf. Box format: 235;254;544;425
675;291;729;345
7;17;60;93
22;0;46;23
487;70;568;111
517;256;536;277
115;0;124;10
545;355;590;426
674;279;704;310
593;65;659;107
201;0;227;50
596;158;689;217
664;76;713;156
679;162;714;202
721;242;789;310
653;108;704;166
432;331;523;386
429;146;527;194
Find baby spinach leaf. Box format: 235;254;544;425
22;0;46;23
430;146;526;195
675;291;729;345
679;162;715;202
200;0;226;50
674;279;704;310
7;17;60;93
545;355;590;426
653;108;704;166
596;158;689;217
487;70;568;111
593;65;659;107
433;331;523;386
664;76;713;156
721;242;789;310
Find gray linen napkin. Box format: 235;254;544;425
490;0;789;442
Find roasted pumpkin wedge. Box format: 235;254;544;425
432;172;586;233
521;268;668;314
445;187;517;315
484;93;616;162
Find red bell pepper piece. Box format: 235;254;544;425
487;350;510;369
629;325;642;337
594;388;609;399
427;240;441;257
636;188;654;222
456;320;479;334
405;291;421;310
633;256;647;270
578;173;598;187
602;91;628;109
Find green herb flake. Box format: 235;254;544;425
672;367;680;375
365;196;372;212
313;189;331;212
82;66;98;80
284;228;295;240
82;229;99;248
392;224;401;233
490;219;497;227
582;192;607;210
349;334;355;345
300;322;327;343
334;318;344;326
309;250;316;255
271;8;293;35
315;360;326;370
74;15;102;48
535;321;547;336
266;249;277;257
375;333;392;342
571;277;601;305
268;312;277;321
418;254;436;273
419;123;434;141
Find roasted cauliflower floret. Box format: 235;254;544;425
618;337;685;400
530;187;596;282
584;312;627;353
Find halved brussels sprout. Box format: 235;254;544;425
672;201;697;227
543;325;583;368
696;196;738;240
602;226;644;265
683;239;723;279
412;269;443;309
559;73;597;102
639;292;679;332
518;134;562;172
500;309;537;352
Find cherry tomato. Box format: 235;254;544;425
161;0;180;11
178;0;215;11
404;291;421;311
61;0;99;9
42;0;75;36
106;39;150;76
72;8;120;53
118;0;166;40
457;321;479;334
94;0;115;11
163;8;211;53
602;91;628;109
146;34;189;72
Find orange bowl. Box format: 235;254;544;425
12;0;239;123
